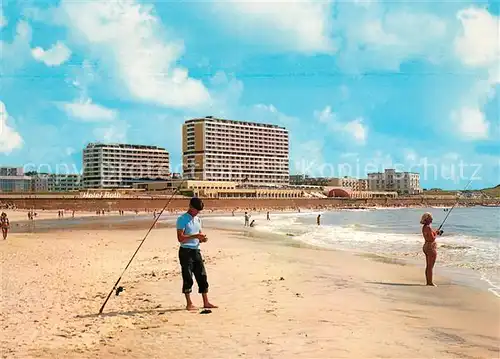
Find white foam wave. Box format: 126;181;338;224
203;211;499;298
481;273;500;298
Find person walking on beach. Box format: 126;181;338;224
317;214;321;226
420;212;443;286
1;212;10;240
266;211;270;221
176;197;217;311
244;212;250;227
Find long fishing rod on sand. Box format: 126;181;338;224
437;178;474;231
98;177;188;314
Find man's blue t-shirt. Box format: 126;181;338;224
176;212;202;249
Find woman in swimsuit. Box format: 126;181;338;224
1;212;10;240
420;212;443;286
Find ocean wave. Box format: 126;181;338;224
440;244;472;250
203;209;499;296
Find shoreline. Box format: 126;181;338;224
1;225;498;358
1;196;498;213
6;209;499;299
238;222;500;299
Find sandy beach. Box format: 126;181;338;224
1;223;498;358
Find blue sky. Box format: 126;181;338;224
0;0;498;189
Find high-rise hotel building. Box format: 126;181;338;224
182;117;289;185
82;143;170;188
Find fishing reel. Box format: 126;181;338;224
115;286;124;296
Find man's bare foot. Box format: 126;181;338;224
426;283;437;287
186;304;197;311
203;303;218;309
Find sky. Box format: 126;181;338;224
0;0;499;190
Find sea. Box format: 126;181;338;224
201;206;500;297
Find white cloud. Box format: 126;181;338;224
452;106;489;140
0;21;32;74
0;101;23;153
337;8;449;71
252;104;298;127
50;0;210;109
292;140;326;176
212;0;334;53
450;8;499;141
59;98;117;122
344;118;367;144
0;7;7;28
316;106;336;124
254;104;279;114
205;71;244;116
32;41;72;66
59;62;116;122
454;7;500;68
314;106;368;144
404;149;419;163
93;122;129;143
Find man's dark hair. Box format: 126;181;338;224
190;197;204;211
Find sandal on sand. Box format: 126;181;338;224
200;309;212;314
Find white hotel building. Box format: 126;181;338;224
182;117;289;185
82;143;170;189
368;169;422;195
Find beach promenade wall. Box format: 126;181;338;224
1;196;498;211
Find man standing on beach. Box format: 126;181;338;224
176;197;217;311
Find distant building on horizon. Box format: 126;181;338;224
28;172;82;192
182;116;289;185
289;175;329;186
49;174;82;192
0;167;31;192
290;175;368;191
327;177;368;191
368;169;421;195
82;143;170;189
31;173;49;192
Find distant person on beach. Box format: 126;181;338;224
244;212;250;227
266;212;270;221
250;220;256;227
317;214;321;226
1;212;10;240
420;212;443;286
176;197;217;311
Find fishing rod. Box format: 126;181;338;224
98;177;188;314
437;178;474;231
